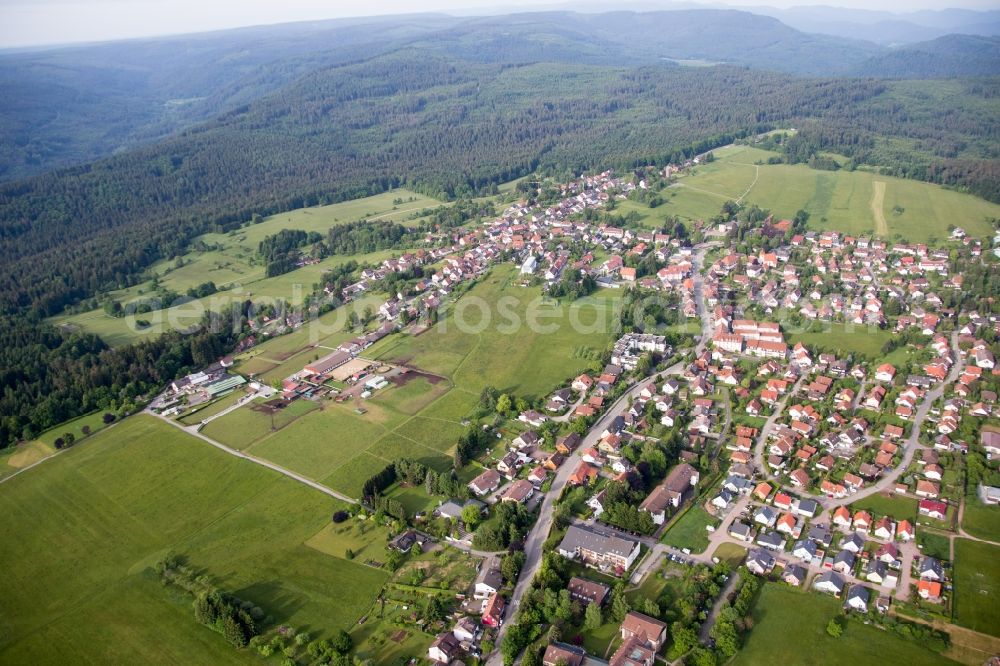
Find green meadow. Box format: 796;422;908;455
371;265;617;397
953;539;1000;638
787;322;893;361
638;144;1000;242
734;584;958;666
0;415;388;664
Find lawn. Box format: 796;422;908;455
787;322;892;360
661;505;718;553
960;499;1000;542
385;483;440;517
351;618;435;665
712;542;749;567
0;415;389;664
374;265;617;398
850;493;918;522
733;584;959;666
669;144;1000;243
579;620;621;659
304;518;391;564
953;539;1000;638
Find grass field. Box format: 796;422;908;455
953;539;1000;638
247;404;392;479
201;396;318;449
917;531;952;561
0;440;55;480
661;505;718;552
712;542;749;567
960;499;1000;542
0;415;389;664
733;584;959;666
1;412;115;480
788;322;893;360
656;144;1000;242
176;390;245;425
373;266;617;398
850;493;918;521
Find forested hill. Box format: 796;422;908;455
2;50;999;319
850;34;1000;78
0;9;887;182
0;14;459;182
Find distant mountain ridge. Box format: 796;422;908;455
851;34;1000;78
0;8;886;181
0;8;996;183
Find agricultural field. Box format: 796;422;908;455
953;539;1000;638
733;584;959;666
186;262;618;498
201;396;318;449
47;188;442;347
642;144;1000;242
0;415;389;664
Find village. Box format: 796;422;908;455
146;163;1000;666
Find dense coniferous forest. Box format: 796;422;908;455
1;12;999;449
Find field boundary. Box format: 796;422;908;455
871;179;888;236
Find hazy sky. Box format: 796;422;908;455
1;0;998;49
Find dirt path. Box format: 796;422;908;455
151;409;358;504
871;180;889;237
736;164;760;204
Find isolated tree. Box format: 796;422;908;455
331;629;352;654
826;618;843;638
495;394;512;415
611;584;631;621
461;504;482;529
480;385;499;409
584;600;603;630
521;647;542;666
